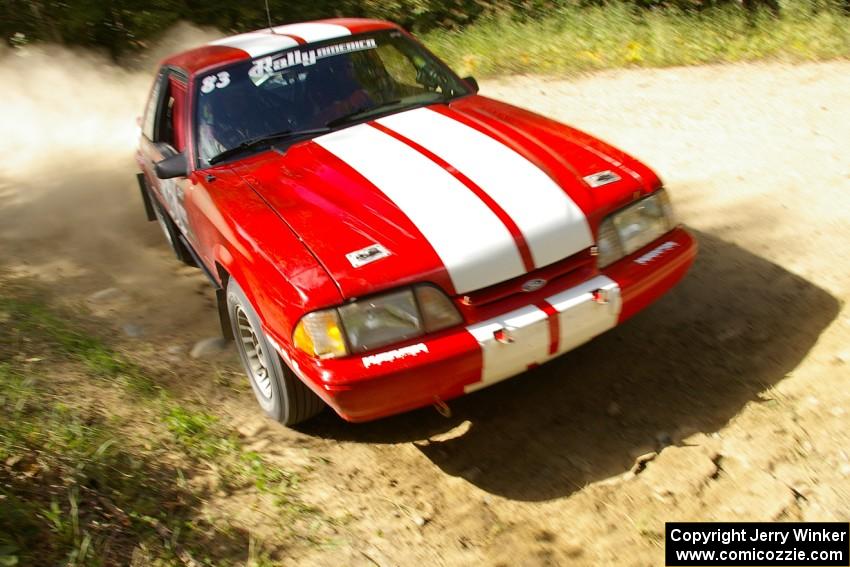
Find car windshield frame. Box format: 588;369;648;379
191;29;473;170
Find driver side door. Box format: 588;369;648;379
138;68;194;245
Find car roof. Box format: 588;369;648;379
161;18;401;76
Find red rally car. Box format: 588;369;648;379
136;18;697;425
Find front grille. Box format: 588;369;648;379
455;248;596;322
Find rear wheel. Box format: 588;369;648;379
152;200;176;250
150;192;196;267
226;278;324;425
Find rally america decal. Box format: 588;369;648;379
250;38;378;80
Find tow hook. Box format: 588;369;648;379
433;397;452;418
493;326;515;344
592;288;610;304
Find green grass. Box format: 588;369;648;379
165;405;235;458
0;296;159;395
0;364;190;566
422;3;850;77
0;293;325;564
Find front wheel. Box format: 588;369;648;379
226;278;325;425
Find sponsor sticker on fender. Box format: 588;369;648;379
362;343;428;368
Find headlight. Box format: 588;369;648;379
597;189;676;268
293;310;347;359
339;289;422;353
293;284;463;358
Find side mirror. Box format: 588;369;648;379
155;152;188;179
463;76;479;94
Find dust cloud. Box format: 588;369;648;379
0;23;218;182
0;25;219;309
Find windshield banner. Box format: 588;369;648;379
249;38;378;79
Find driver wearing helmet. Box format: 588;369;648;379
198;96;226;166
313;56;375;125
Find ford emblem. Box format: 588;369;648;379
521;278;547;292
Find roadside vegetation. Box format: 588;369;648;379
0;285;324;566
3;1;849;75
424;3;850;77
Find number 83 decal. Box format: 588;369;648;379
200;71;230;94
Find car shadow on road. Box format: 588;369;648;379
299;229;840;501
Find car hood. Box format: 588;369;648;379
234;95;661;299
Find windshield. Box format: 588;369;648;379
195;30;471;167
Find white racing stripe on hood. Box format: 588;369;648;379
271;22;352;42
377;108;593;268
210;32;298;57
315;124;526;293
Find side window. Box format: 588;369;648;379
141;74;163;140
146;74;187;152
157;93;175;148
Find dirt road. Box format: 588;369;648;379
1;52;848;565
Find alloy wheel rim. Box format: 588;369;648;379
235;305;273;399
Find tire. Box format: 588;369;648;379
151;196;196;267
226;278;325;425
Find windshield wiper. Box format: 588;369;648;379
324;99;403;128
208;127;330;165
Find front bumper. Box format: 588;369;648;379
283;227;697;422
